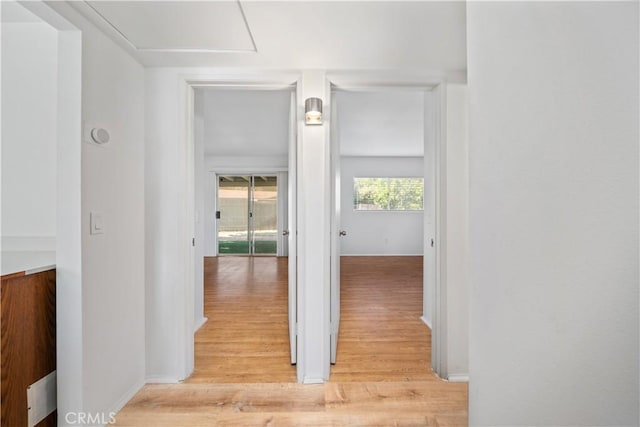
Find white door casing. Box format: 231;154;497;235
288;91;298;364
330;92;341;364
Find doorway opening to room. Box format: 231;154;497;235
329;87;437;382
187;84;298;383
216;175;279;256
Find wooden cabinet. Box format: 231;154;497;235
1;269;56;427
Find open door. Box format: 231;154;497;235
330;93;341;364
288;91;298;364
424;89;440;372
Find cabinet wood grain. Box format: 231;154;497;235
1;269;56;427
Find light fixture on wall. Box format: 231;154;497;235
305;97;323;125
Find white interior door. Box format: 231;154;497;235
423;90;439;368
287;91;298;364
330;94;341;364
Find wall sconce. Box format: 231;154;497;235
305;97;323;125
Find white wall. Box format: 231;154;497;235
467;2;638;425
1;21;58;250
145;68;194;381
340;156;424;255
48;1;146;421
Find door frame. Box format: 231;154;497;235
184;76;302;381
325;74;449;379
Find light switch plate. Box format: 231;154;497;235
90;212;104;235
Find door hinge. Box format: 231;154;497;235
430;238;435;247
192;237;195;247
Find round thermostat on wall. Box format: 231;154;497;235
90;128;110;144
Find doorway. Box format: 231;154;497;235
329;87;437;380
217;175;278;256
190;83;299;380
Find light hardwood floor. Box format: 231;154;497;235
188;256;296;383
113;256;467;426
330;256;433;382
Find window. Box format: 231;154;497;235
353;177;424;211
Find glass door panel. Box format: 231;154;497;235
217;176;250;254
252;176;278;255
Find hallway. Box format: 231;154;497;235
113;256;467;425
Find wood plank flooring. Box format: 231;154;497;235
330;256;433;382
113;256;467;426
187;256;296;383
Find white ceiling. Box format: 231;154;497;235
198;88;423;158
71;1;467;79
84;1;255;52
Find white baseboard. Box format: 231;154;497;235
420;316;432;329
194;316;208;332
107;378;145;426
342;254;423;257
145;376;182;384
302;377;325;384
447;374;469;383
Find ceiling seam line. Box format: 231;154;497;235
237;0;258;53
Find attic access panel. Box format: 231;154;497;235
85;1;255;52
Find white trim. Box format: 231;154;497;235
107;379;145;421
341;253;424;257
446;374;469;383
144;376;181;384
194;316;208;332
180;74;303;384
25;265;57;276
210;167;287;174
420;315;432;330
294;76;305;382
183;83;196;380
302;377;325;384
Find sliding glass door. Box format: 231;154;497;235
217;176;251;254
217;175;277;255
252;176;278;254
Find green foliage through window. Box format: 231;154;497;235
353;177;423;211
